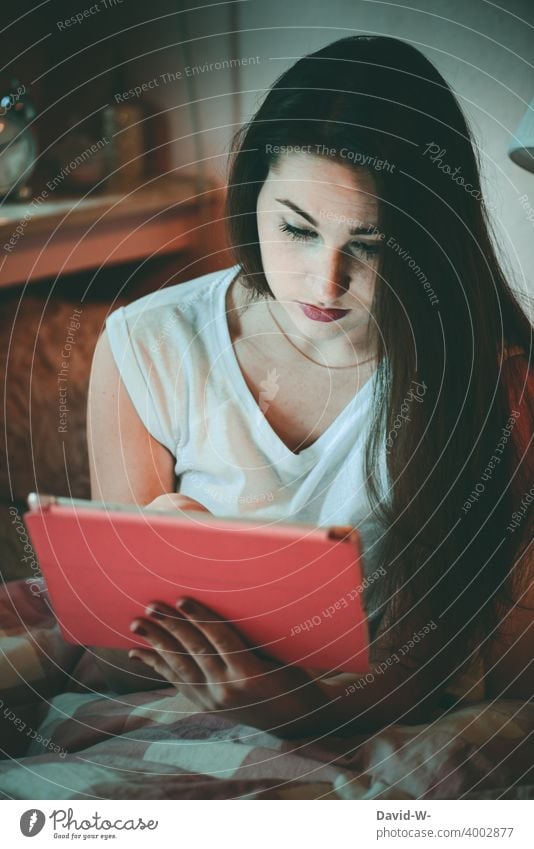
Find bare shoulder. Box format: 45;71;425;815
87;327;176;505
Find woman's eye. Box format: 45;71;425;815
350;241;380;257
278;221;380;257
278;222;317;241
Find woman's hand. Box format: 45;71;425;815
145;493;210;513
128;597;331;735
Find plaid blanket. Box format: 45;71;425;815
0;577;532;800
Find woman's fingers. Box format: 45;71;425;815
128;647;214;709
130;615;208;684
139;601;229;678
327;525;356;542
132;596;260;693
170;598;260;675
128;648;176;683
145;598;256;675
145;493;210;513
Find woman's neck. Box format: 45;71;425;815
228;276;377;370
269;297;376;367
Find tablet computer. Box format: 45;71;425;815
23;492;370;674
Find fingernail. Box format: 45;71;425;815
145;604;165;620
176;598;193;613
130;621;147;636
129;653;143;662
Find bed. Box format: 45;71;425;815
0;576;532;800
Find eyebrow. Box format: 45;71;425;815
274;198;379;235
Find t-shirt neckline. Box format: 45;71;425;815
214;264;378;467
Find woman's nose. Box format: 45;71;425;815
312;249;351;305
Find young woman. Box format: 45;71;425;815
87;35;534;737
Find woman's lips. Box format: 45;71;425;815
297;302;351;323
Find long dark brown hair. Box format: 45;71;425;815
224;35;533;695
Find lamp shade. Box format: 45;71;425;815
508;97;534;172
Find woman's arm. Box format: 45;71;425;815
87;328;177;505
278;618;444;737
293;655;440;737
86;328;202;694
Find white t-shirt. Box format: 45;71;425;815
105;263;390;619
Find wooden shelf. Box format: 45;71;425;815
0;173;223;288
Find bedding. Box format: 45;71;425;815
0;577;532;800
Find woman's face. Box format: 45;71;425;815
256;152;381;347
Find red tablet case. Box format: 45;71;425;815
23;499;370;674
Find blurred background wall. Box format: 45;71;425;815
3;0;533;293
